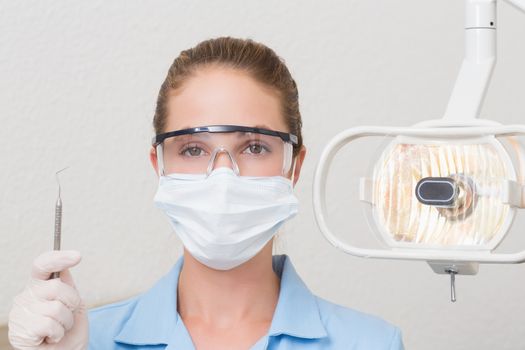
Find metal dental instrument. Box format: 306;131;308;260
51;167;68;279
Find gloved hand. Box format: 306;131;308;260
8;250;88;350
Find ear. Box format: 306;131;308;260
291;146;307;187
150;146;160;177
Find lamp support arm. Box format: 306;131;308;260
443;0;497;121
444;0;524;121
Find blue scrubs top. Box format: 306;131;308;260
88;255;404;349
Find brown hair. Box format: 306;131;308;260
153;36;303;157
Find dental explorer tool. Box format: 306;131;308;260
51;167;68;279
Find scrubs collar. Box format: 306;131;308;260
113;255;327;347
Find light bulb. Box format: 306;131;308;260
370;136;515;248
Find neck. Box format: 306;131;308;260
177;241;280;328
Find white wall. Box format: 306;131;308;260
1;1;525;349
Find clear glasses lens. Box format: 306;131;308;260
157;131;293;177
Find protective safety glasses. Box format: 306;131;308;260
152;125;298;177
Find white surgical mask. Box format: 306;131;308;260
153;167;299;270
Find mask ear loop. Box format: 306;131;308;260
207;147;241;177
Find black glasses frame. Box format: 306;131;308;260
152;125;298;146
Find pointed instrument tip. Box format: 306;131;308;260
55;167;70;198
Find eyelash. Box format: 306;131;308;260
179;141;271;157
179;143;207;157
242;142;271;155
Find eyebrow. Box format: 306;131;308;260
177;124;274;130
253;124;272;129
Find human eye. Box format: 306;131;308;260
243;141;271;155
180;143;208;157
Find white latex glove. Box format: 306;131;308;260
8;250;88;350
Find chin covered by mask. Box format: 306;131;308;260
153;167;299;270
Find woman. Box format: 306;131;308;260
8;37;404;350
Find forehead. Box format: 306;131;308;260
165;66;287;132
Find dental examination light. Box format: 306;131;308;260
313;0;525;301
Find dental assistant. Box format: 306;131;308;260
8;37;404;350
